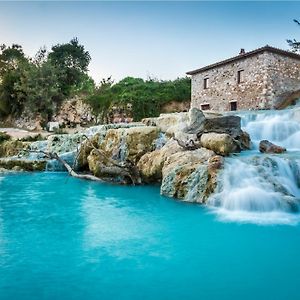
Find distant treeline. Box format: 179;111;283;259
0;38;190;124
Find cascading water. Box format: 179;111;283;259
208;107;300;224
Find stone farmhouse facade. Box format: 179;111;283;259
187;46;300;111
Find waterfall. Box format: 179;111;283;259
208;108;300;224
155;132;167;150
240;109;300;149
46;151;77;172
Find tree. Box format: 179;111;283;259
86;77;114;123
0;44;26;75
48;38;91;95
86;76;191;122
0;44;28;116
15;60;62;121
287;19;300;52
71;73;95;95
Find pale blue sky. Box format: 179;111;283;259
0;1;300;82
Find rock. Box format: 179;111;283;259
87;150;109;178
160;100;190;113
47;122;59;132
180;107;242;137
183;108;206;134
76;134;99;170
259;140;286;154
137;139;183;182
0;140;31;158
46;134;84;154
52;97;95;128
141;110;222;139
200;133;238;156
14;110;43;131
0;158;47;171
196;115;243;137
141;117;157;126
160;148;216;202
154;112;189;136
100;126;160;164
235;131;251;150
75;123;146;170
180;109;250;154
205;155;224;196
12;166;24;171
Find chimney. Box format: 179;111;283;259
239;48;245;55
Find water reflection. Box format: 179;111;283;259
81;185;171;260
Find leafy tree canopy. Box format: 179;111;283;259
0;44;27;75
48;38;91;95
0;38;92;120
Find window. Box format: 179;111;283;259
203;77;209;89
230;101;237;111
237;70;244;84
201;104;210;110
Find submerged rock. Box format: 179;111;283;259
259;140;286;154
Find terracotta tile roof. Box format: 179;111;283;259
186;45;300;75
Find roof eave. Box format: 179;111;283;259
186;45;300;76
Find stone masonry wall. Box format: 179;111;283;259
190;52;300;112
265;53;300;108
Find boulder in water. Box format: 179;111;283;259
137;139;183;182
200;133;238;156
160;148;217;202
182;107;242;137
99;126;160;164
181;108;250;154
259;140;286;154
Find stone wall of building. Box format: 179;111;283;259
265;53;300;108
190;52;300;112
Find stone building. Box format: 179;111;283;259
187;45;300;111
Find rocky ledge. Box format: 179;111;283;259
0;108;251;203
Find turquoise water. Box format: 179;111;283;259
1;173;300;300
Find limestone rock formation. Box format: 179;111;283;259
0;158;47;171
99;126;160;164
196;115;243;137
0;140;31;158
52;98;95;128
259;140;286;154
183;108;206;134
137;139;183;182
160;148;219;202
142;110;221;137
200;133;238;156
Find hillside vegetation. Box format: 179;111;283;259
0;39;190;125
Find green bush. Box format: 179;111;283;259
18;134;45;142
87;76;191;122
0;132;11;143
